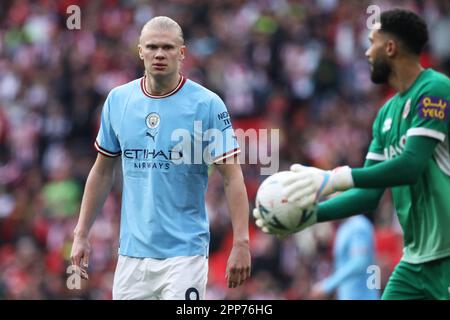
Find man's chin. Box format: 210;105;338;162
370;72;389;84
371;76;386;84
149;71;170;78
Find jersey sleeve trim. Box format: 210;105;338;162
94;141;121;157
213;148;241;164
407;127;446;142
366;152;385;161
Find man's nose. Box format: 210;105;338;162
155;48;165;58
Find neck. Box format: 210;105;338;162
145;72;181;96
388;58;424;93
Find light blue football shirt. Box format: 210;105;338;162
322;215;380;300
95;75;240;258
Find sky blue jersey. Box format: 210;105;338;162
322;215;380;300
95;75;240;258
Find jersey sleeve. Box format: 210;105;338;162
205;95;240;164
95;92;121;157
366;110;386;162
407;82;449;142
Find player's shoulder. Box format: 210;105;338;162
108;78;141;99
418;68;450;94
375;93;397;119
184;78;224;104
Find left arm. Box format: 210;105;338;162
215;159;251;288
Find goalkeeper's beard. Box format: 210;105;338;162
370;55;392;84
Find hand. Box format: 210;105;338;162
283;164;353;206
70;234;91;280
253;206;317;238
253;207;291;237
226;241;251;288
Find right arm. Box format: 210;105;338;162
70;153;119;277
317;134;439;222
317;159;384;223
254;160;384;235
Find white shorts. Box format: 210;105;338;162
112;255;208;300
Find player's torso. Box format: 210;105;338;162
375;71;450;262
116;83;208;178
378;94;418;159
378;70;449;159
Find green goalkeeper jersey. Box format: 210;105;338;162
367;68;450;264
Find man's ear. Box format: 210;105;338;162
180;45;186;61
138;44;144;60
385;39;398;58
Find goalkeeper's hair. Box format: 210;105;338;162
380;9;428;56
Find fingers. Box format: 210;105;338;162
80;266;89;280
253;208;267;230
255;219;265;228
282;172;315;200
70;245;90;280
227;267;240;288
71;252;81;268
297;193;316;208
254;209;279;234
254;209;278;234
255;216;288;236
80;254;89;280
245;264;251;280
82;254;89;269
290;163;307;172
284;181;316;202
254;205;299;236
70;255;89;280
72;253;89;280
226;265;251;288
252;208;261;219
281;172;310;188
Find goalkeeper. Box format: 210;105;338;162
254;9;450;300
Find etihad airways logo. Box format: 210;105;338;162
120;120;280;175
123;148;182;160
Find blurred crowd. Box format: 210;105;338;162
0;0;449;299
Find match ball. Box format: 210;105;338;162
255;171;316;232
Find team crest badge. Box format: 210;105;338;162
402;99;411;119
146;112;160;129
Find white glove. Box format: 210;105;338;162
252;206;317;238
282;164;354;206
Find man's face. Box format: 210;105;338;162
365;29;392;84
138;27;185;78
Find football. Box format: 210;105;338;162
255;171;317;232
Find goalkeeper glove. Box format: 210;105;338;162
282;164;354;206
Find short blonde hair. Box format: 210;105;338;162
139;16;184;44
